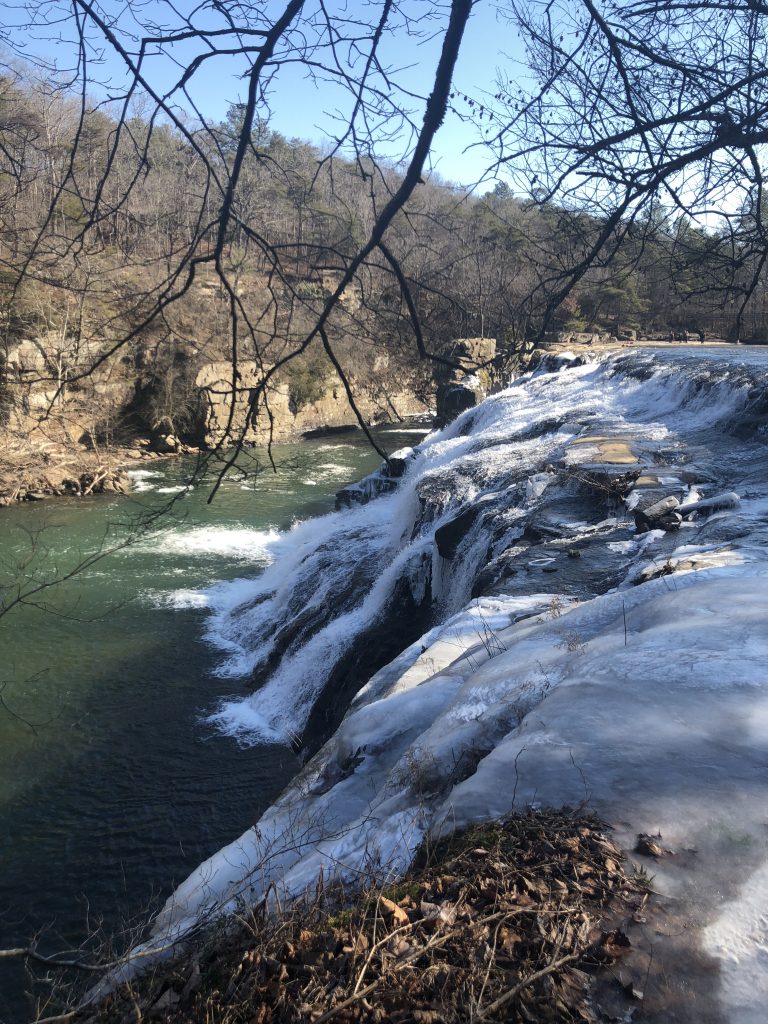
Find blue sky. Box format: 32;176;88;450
3;1;522;188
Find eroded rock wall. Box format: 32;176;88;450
196;361;431;446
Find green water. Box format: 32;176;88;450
0;428;425;1021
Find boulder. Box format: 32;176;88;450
386;447;413;478
634;495;682;533
151;434;179;454
435;378;483;427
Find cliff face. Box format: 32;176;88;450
195;360;432;446
0;341;435;500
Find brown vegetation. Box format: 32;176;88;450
56;811;649;1024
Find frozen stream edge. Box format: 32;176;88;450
106;353;768;1022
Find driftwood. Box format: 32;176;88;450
81;469;109;497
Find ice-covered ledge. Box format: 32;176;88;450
100;349;768;1020
119;553;768;1023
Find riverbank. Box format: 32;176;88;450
0;433;199;506
0;400;432;507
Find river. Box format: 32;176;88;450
0;426;428;1022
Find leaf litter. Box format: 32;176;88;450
79;810;650;1024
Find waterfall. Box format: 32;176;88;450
196;348;768;750
123;346;768;1024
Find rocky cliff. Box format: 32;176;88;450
195;360;431;447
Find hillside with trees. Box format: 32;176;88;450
2;0;768;501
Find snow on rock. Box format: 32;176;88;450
138;566;768;1021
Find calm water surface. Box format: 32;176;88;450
0;427;426;1021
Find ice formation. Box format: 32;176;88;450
121;349;768;1021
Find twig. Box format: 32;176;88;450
33;1012;81;1024
314;926;466;1024
0;947;103;971
473;951;581;1021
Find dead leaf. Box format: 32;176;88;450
499;926;523;952
601;929;632;959
420;899;440;920
635;833;666;858
438;902;457;927
379;896;410;926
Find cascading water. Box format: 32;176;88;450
117;345;768;1024
195;347;768;754
6;347;768;1023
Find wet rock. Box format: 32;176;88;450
471;546;526;598
529;350;592;373
435;379;483;427
335;475;395;509
435;492;503;560
634;495;682;533
435;506;482;560
150;433;179;454
386;447;413;478
335;483;367;509
335;448;414;509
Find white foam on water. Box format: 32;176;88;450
383;427;432;435
139;526;283;561
316;463;352;474
126;468;166;492
146;589;211;610
126;469;165;480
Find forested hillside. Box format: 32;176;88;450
1;60;766;496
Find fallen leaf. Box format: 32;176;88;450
635;833;666;858
379;896;410;926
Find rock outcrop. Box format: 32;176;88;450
433;337;496;427
195;361;431;447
